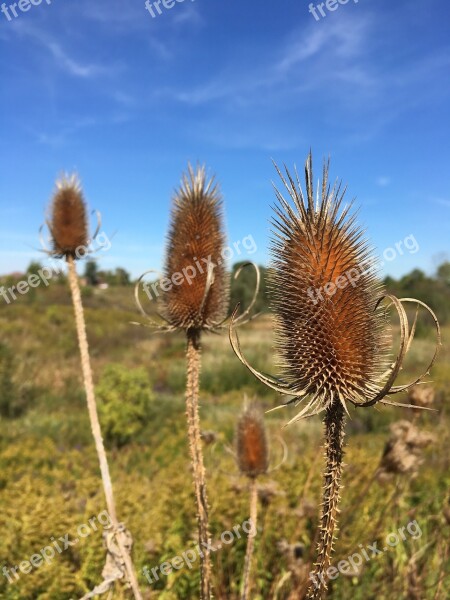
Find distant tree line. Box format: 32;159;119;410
6;260;449;325
83;260;130;286
384;262;450;325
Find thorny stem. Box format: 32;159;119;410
241;478;258;600
307;401;346;600
185;329;212;599
67;256;143;600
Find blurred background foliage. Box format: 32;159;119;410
3;258;449;324
0;260;448;598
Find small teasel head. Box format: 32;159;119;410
48;174;89;259
162;163;230;330
236;404;269;479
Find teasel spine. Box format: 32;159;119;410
185;328;212;599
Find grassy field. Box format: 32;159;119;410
0;283;449;599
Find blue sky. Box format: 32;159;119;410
0;0;449;279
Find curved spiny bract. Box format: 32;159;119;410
270;155;388;415
49;174;89;259
162;164;230;330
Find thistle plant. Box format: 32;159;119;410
236;404;269;600
42;174;143;600
134;164;260;599
229;153;441;599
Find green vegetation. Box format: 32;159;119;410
0;269;448;599
384;261;450;326
97;364;155;448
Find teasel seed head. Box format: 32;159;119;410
236;405;269;479
49;174;89;259
270;154;388;413
229;153;440;424
162;164;230;330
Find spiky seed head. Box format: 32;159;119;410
162;164;229;330
270;153;388;412
236;405;269;478
49;174;88;259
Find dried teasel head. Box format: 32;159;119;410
236;405;269;479
134;165;261;333
229;153;441;422
378;420;435;478
161;164;229;330
408;385;435;409
270;156;387;413
48;174;89;259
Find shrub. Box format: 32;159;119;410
96;364;154;447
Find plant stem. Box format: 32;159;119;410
241;478;258;600
307;401;346;600
185;329;212;599
67;256;143;600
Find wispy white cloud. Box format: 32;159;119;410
170;11;376;109
25;116;98;147
172;3;204;28
8;19;118;79
276;14;369;72
191;127;302;152
433;198;450;208
44;41;105;78
75;0;192;60
160;7;450;151
376;176;391;187
276;27;328;72
113;91;136;107
76;0;144;29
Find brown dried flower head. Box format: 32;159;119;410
49;174;88;259
270;155;387;414
162;164;229;330
229;152;440;423
236;405;269;478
